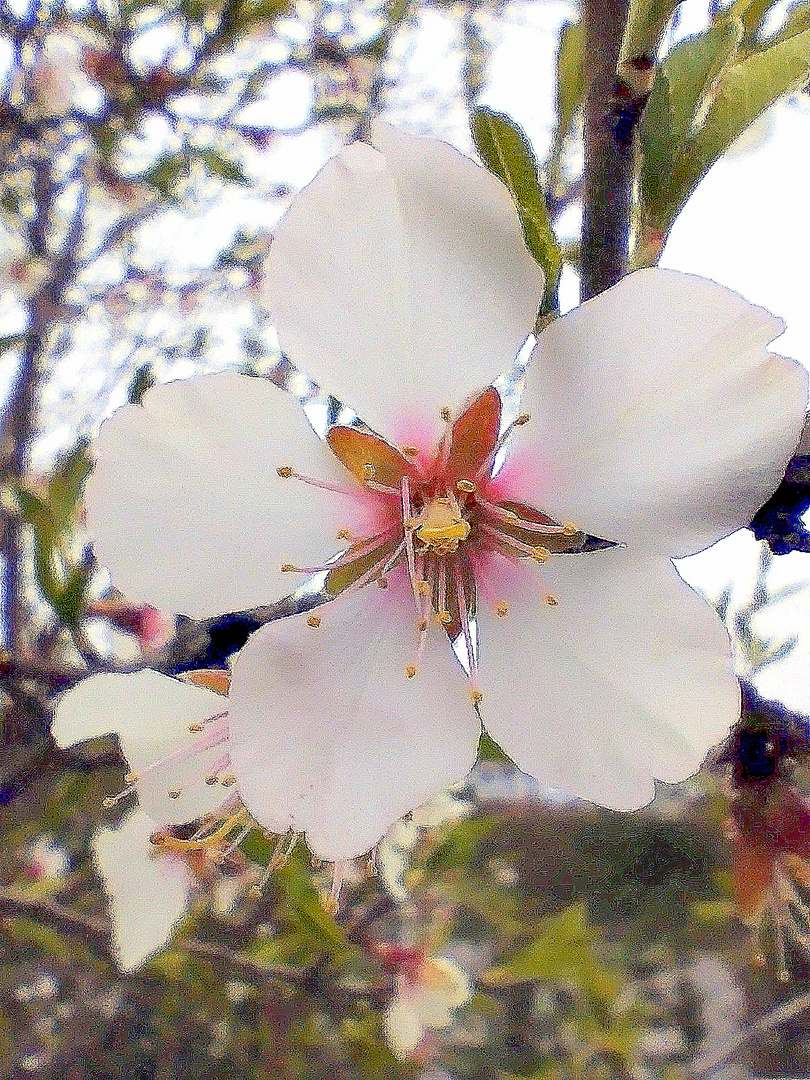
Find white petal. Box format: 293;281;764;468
93;809;190;971
87;372;356;618
516;268;807;555
227;582;480;861
264;124;544;439
384;997;425;1059
51;671;229;824
478;548;739;809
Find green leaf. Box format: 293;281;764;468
198;149;248;185
143;152;189;196
639;18;742;225
47;441;92;531
549;21;584;176
669;26;810;218
621;0;683;61
128;363;156;404
482;901;603;988
471;107;561;314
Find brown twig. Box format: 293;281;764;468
580;0;633;300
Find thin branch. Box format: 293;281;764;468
0;887;389;1004
580;0;633;300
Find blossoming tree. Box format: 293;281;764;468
3;0;810;1075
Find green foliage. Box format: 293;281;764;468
13;442;92;624
548;20;584;191
199;149;249;185
638;16;810;247
127;363;156;404
639;18;742;222
471;107;562;314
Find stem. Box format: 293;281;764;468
580;0;633;300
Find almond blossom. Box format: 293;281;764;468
54;123;807;863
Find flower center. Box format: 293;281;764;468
411;496;470;554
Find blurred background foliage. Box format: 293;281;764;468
3;0;810;1075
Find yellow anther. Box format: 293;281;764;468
276;465;293;478
456;479;476;493
533;546;550;563
124;772;139;784
415;579;431;597
362;462;376;480
496;602;509;618
205;774;220;786
545;594;558;607
405;664;417;679
168;788;182;799
562;522;579;536
336;528;351;539
437;610;452;624
404;517;419;531
515;413;531;426
418;619;429;633
307;614;322;628
281;563;296;572
470;689;483;705
415;497;470;553
402;445;419;456
221;774;236;787
102;796;118;809
188;722;204;732
441;406;451;422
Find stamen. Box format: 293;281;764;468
401;446;419;457
437;559;450;624
496;602;509;618
478;499;566;535
280;530;398;575
307;615;322;628
476;415;532;480
377;539;406;586
365;478;401;496
405;664;417;679
151;809;250;855
479;521;551;562
325;862;346;915
546;594;558;607
221;819;255;859
103;783;137;809
270;829;300;870
456;479;476;494
440;406;451;422
277;467;358;497
402;477;420;611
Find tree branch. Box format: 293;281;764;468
580;0;633;300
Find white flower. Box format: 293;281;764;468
93;809;191;972
383;955;471;1060
65;123;806;863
